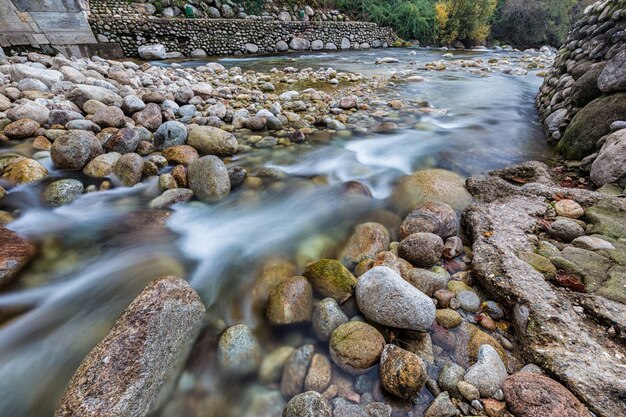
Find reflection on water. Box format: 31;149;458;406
0;48;549;416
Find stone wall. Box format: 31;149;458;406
88;0;396;57
535;0;626;159
0;0;96;48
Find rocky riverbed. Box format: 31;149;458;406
2;46;622;417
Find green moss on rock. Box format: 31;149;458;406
304;259;357;303
557;93;626;160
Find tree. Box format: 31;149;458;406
435;0;499;46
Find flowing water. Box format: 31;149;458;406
0;48;549;416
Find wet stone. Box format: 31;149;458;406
281;344;314;397
398;232;444;267
217;324;261;377
54;277;205;417
266;275;313;325
312;298;349;341
330;321;385;374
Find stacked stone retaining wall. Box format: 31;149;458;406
536;0;626;147
89;17;397;57
87;0;396;57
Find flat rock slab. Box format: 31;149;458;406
0;227;36;288
54;276;205;417
463;161;626;417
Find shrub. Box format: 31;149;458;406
334;0;438;43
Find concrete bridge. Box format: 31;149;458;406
0;0;97;54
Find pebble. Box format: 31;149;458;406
438;362;465;399
435;309;463;329
400;202;458;240
406;268;449;297
457;290;481;312
303;259;357;303
154;120;188;150
281;344;314;397
571;235;615;251
51;130;103;170
266;275;313;325
43;179;83;207
217;324;261;377
329;321;385;374
547;219;585;242
338;222;391;269
283;391;331;417
463;345;508;398
457;380;480;401
379;344;427;399
398;232;444;267
312;298;349;341
554;199;584;219
259;346;295;385
355;266;436;332
304;353;332;393
424;392;459;417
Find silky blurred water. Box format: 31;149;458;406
0;48;549;416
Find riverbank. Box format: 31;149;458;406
1;45;622;417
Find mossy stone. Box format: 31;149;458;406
519;252;557;278
304;259;357;303
585;203;626;239
435;309;463;329
557;93;626;160
329;321;385;374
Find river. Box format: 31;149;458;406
0;48;549;416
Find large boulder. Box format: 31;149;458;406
289;37;311;51
464;162;626;416
138;44;167;60
392;169;472;213
9;64;63;88
598;50;626;94
187;155;231;202
557;93;626;160
590;129;626;186
54;277;205;417
51;130;104;170
186;125;238;156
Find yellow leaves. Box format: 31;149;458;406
435;1;449;28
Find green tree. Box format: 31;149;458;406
490;0;592;48
435;0;499;46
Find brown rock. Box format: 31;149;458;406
54;277;206;417
379;344;427;399
400;202;458;240
482;398;506;417
329;321;385;374
554;199;584;219
163;145;199;166
132;103;162;131
0;227;36;288
304;353;332;393
171;165;188;187
503;373;592;417
266;275;313;325
1;158;48;184
338;222;390;269
32;135;52;150
398;232;444;267
3;119;40;139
